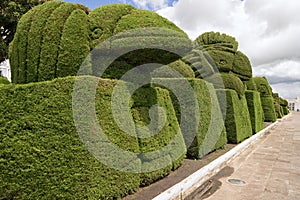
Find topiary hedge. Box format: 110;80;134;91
130;86;186;186
244;78;257;91
232;51;252;80
195;32;238;53
216;89;252;144
10;2;191;83
245;90;264;133
151;59;195;78
206;50;235;72
10;2;90;84
253;77;277;122
206;73;245;96
0;76;185;199
152;78;227;159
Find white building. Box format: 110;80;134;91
287;96;300;111
0;59;11;82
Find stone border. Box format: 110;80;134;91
153;114;291;200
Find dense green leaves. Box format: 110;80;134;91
245;91;264;133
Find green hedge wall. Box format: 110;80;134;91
260;96;277;122
253;77;277;122
244;78;257;91
0;76;186;199
216;89;252;144
130;86;186;186
152;78;227;159
245;91;264;133
0;77;140;199
206;73;245;96
232;51;252;80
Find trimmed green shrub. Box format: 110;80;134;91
282;106;289;115
130;86;186;186
274;103;283;118
244;78;257;91
216;89;252;144
10;2;90;84
245;90;264;133
152;78;227;159
195;32;238;53
89;4;136;48
260;96;277;122
0;77;141;199
252;77;273;97
151;59;195;78
206;50;235;72
232;51;252;80
279;97;289;115
0;77;10;85
183;49;217;78
206;73;245;96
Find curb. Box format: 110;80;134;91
153;114;291;200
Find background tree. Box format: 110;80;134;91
0;0;51;63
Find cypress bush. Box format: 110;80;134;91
0;77;10;85
232;51;252;80
151;59;195;78
244;78;257;91
152;78;227;159
216;89;252;144
253;77;277;122
0;77;141;199
10;2;90;84
206;73;245;96
195;32;239;53
245;90;264;133
206;50;235;72
0;76;187;198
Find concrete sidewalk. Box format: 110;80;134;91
202;112;300;200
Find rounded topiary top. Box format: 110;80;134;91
10;2;90;84
10;3;190;83
252;77;273;97
195;32;239;53
232;51;252;80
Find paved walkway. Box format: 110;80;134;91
202;112;300;200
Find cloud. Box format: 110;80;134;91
130;0;170;10
157;0;300;98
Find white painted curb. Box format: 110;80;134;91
153;114;291;200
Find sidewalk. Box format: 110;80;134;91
202;112;300;200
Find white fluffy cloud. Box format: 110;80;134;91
157;0;300;98
129;0;170;10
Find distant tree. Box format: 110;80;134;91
0;0;52;62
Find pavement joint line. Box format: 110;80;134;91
153;114;291;200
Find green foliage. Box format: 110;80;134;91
232;51;252;80
260;96;277;122
282;106;289;115
130;86;186;185
56;9;90;78
151;59;195;78
0;77;10;85
195;32;239;53
89;4;136;48
245;91;264;133
252;77;273;97
0;77;141;199
217;89;252;144
244;78;257;91
206;73;245;96
152;78;227;159
10;2;90;84
206;50;235;72
0;0;51;62
26;2;62;82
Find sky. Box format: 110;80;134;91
64;0;300;98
